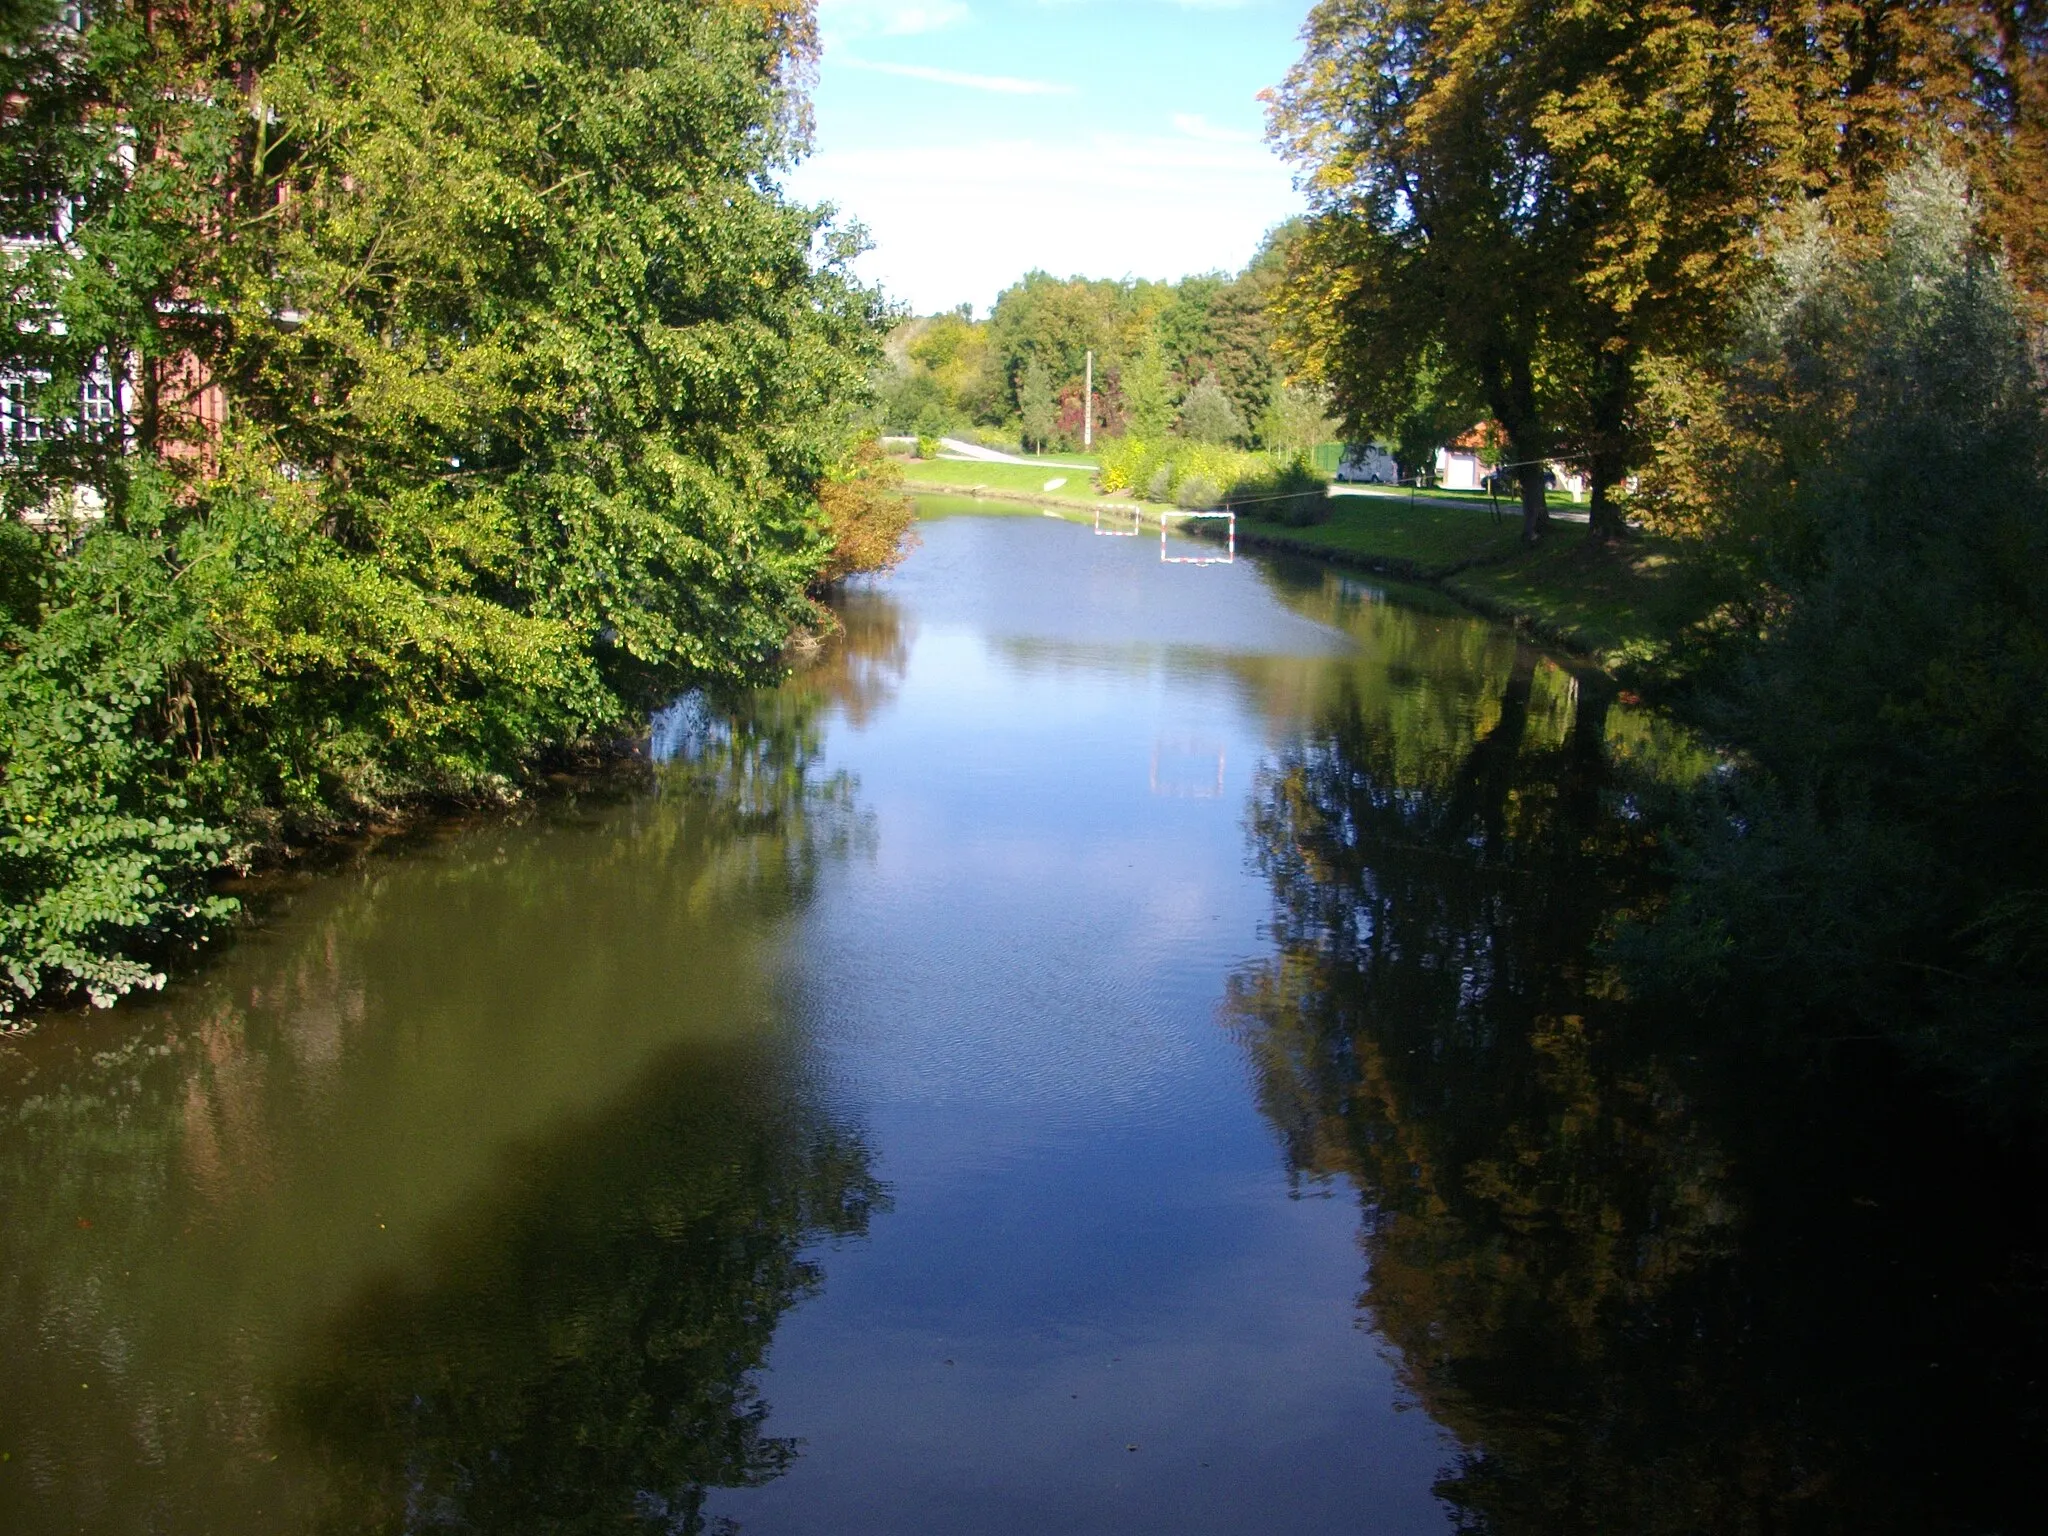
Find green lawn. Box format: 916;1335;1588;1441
1333;483;1589;511
898;456;1122;504
1252;496;1532;570
1443;532;1707;662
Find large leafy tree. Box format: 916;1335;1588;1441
0;0;893;1016
1632;163;2048;1103
1268;0;1766;541
1268;0;2044;541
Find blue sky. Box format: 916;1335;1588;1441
783;1;1315;315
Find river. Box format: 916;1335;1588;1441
1;503;2041;1534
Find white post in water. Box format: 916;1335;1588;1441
1083;350;1094;449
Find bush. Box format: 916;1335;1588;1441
814;438;917;588
1221;452;1332;526
0;517;235;1016
1098;437;1331;524
1178;374;1247;445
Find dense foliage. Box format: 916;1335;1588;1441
1269;0;2047;541
1097;436;1329;524
1629;164;2048;1111
870;224;1335;456
1268;0;2048;1113
0;0;900;1017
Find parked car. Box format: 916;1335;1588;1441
1335;442;1399;485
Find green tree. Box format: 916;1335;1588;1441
1271;0;2043;542
1120;334;1177;439
1256;378;1337;454
0;0;895;1016
1017;354;1058;452
978;270;1134;420
1629;160;2048;1109
1270;0;1579;541
1177;372;1246;446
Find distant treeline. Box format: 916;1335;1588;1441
870;226;1337;458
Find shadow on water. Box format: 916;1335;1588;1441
290;1037;882;1536
0;609;908;1535
1225;627;2048;1533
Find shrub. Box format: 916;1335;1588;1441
1221;452;1331;526
1098;437;1331;524
814;438;917;587
1178;374;1247;445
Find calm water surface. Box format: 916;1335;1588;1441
2;507;2042;1534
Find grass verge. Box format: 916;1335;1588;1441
1243;501;1714;666
899;457;1123;505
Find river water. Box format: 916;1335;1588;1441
2;504;2042;1534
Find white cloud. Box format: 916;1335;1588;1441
786;132;1301;313
1171;112;1259;144
837;58;1075;95
821;0;971;38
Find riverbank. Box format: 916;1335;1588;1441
1227;505;1706;669
901;469;1708;671
898;456;1125;508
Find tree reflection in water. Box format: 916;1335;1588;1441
0;598;907;1536
1227;642;2048;1533
292;1041;881;1535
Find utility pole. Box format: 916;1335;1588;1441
1083;350;1093;450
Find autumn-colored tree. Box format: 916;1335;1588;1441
1269;0;1771;540
812;438;916;589
1273;0;2046;540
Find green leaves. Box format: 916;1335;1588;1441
0;519;232;1016
0;0;893;1017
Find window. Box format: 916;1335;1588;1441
79;368;117;436
3;376;51;454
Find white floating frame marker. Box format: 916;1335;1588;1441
1094;505;1142;537
1160;509;1235;565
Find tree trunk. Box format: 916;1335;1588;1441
1587;353;1630;541
1482;344;1550;543
1517;460;1549;543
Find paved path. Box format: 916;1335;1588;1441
937;437;1098;471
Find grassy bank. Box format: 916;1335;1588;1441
1233;499;1708;665
899;456;1125;505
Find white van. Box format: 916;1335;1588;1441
1334;443;1399;485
